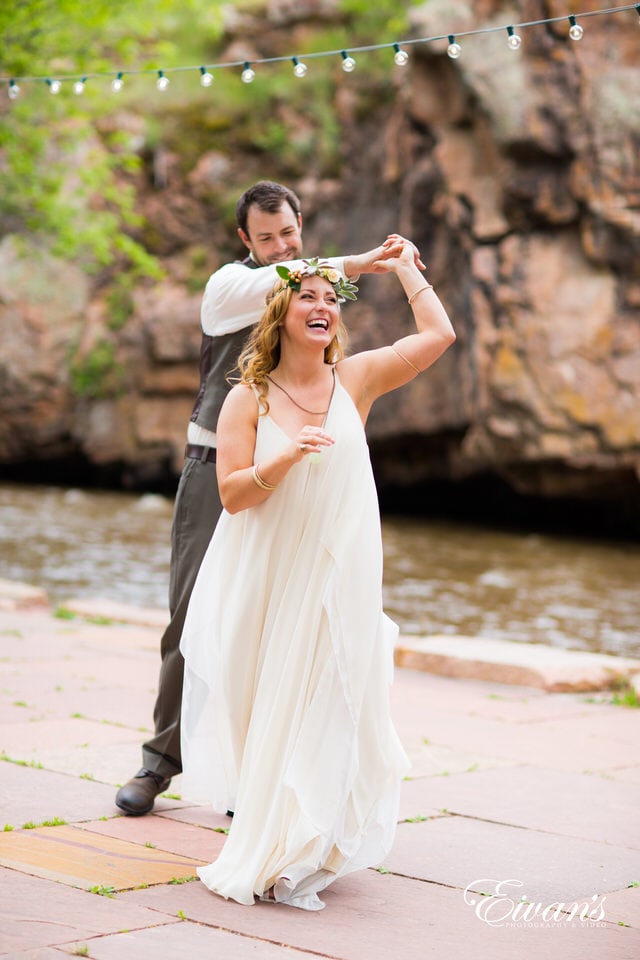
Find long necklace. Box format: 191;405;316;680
266;373;332;416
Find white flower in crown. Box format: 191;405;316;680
324;268;341;284
276;257;358;302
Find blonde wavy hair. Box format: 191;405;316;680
235;279;348;414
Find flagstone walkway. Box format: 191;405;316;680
0;587;638;959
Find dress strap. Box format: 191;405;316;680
250;382;268;416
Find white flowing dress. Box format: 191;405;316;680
180;372;409;910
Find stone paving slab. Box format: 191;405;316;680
5;949;72;959
63;597;169;630
39;742;155;789
156;804;236;830
63;920;330;960
607;765;640;784
1;717;143;768
383;817;639;904
398;765;640;848
0;577;49;604
0;865;177;956
1;676;154;730
411;703;639;773
77;811;227;862
0;763;124;828
0;824;204;890
122;865;633;960
600;886;640;928
402;740;514;780
396;634;640;692
390;667;605;732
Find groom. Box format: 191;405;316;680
115;180;424;815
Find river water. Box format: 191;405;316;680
1;482;639;659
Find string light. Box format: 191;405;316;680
506;25;522;49
341;51;356;72
3;4;639;99
447;34;462;59
568;15;584;39
393;43;409;66
199;66;213;87
292;57;308;77
241;62;255;83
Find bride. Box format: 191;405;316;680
180;239;455;910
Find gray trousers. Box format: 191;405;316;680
142;453;222;779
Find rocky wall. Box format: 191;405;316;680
0;0;638;527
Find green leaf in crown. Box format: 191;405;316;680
276;259;358;302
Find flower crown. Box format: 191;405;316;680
276;258;358;302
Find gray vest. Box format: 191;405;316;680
190;257;258;434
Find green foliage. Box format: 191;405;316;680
1;1;417;281
106;277;136;331
89;885;116;897
69;340;121;399
0;0;221;275
53;605;76;619
610;683;640;708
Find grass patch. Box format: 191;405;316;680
1;753;43;769
54;606;77;620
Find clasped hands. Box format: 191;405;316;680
360;233;424;274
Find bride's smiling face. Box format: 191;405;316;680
280;276;340;351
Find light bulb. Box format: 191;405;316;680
156;71;170;91
292;57;307;78
111;73;124;92
47;79;61;94
393;44;408;66
568;17;584;40
447;35;462;59
200;67;213;87
507;26;522;50
241;62;255;83
8;80;20;99
73;79;86;95
341;51;356;72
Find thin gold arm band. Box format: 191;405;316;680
407;283;433;305
252;464;277;490
391;345;421;375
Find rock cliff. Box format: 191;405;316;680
1;0;638;532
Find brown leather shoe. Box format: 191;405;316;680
115;768;171;816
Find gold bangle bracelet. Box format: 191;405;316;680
407;283;433;305
252;464;277;491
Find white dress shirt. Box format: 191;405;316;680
187;257;347;447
